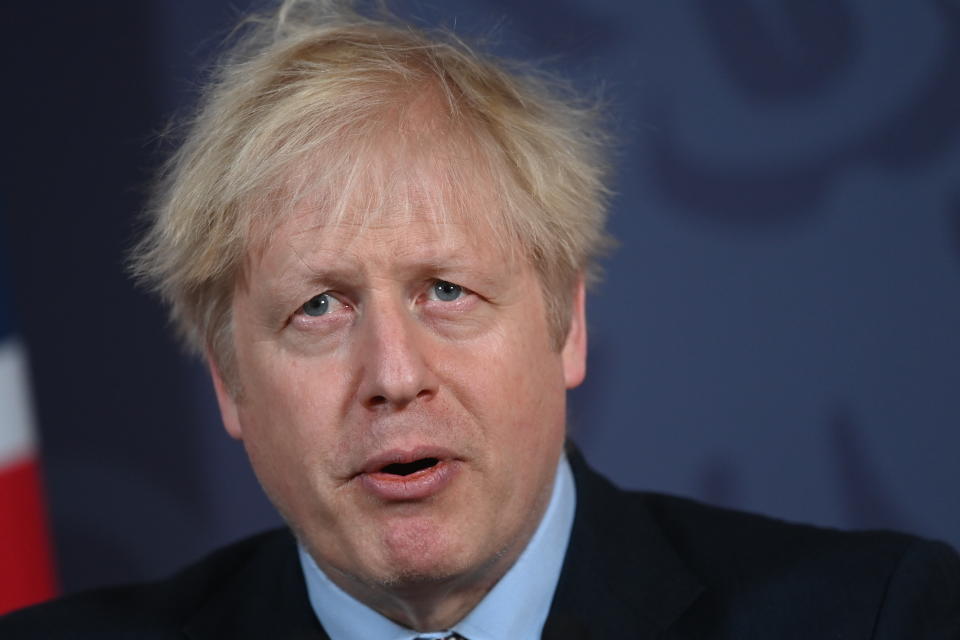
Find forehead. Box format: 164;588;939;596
246;114;524;278
281;207;497;272
244;161;525;295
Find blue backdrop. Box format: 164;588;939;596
1;0;957;594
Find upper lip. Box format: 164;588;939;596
358;446;459;476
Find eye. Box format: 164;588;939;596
301;292;331;316
431;280;464;302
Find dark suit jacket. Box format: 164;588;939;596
3;452;959;638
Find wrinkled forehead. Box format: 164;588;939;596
245;106;525;271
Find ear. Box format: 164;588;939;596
561;278;588;389
209;356;243;440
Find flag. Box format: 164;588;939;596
0;234;57;614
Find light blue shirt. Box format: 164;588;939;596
298;455;577;640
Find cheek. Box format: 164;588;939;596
234;362;348;526
501;332;569;446
443;324;567;438
235;348;349;468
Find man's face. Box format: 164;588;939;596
212;185;586;599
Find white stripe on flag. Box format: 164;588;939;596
0;337;37;468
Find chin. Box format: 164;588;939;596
371;522;492;589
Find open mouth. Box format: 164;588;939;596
380;457;440;476
358;452;459;500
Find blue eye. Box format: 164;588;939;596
302;293;330;316
433;280;463;302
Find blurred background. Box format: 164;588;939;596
1;0;958;604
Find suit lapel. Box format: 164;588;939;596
543;449;704;639
182;530;329;640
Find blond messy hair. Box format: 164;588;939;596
132;0;612;385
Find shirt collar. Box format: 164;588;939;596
298;454;577;640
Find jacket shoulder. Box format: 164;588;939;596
635;491;960;638
639;490;920;574
0;528;295;638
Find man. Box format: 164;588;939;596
3;0;959;638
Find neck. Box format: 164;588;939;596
323;540;524;631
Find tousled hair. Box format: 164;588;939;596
131;0;613;387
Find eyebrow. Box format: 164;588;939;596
265;247;508;302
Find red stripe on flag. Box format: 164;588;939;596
0;458;58;614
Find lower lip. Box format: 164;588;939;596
358;460;461;501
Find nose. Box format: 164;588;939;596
355;298;439;411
